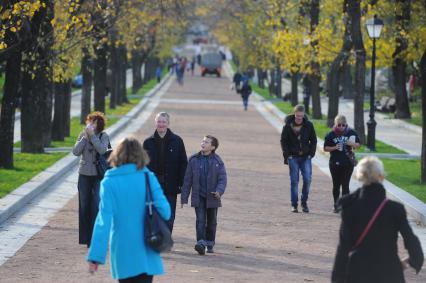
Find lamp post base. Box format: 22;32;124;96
367;118;377;151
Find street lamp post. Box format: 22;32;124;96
366;15;384;151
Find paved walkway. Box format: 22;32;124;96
280;79;422;156
0;68;425;282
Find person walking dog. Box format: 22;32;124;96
72;111;110;247
280;104;317;213
181;135;227;255
87;137;171;283
332;156;424;283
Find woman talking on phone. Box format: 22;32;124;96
72;111;110;247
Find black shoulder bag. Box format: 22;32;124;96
95;133;113;178
144;172;173;253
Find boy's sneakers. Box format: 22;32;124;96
206;246;214;253
302;204;309;213
194;243;206;255
291;206;298;213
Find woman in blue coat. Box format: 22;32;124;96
87;137;171;283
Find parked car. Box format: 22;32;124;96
200;52;222;77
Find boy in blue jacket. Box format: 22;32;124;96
181;135;227;255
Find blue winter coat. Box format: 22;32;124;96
87;164;171;280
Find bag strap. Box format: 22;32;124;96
352;198;388;250
144;172;154;216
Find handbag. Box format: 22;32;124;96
144;172;173;253
351;198;388;251
95;133;112;178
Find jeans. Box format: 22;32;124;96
195;196;218;248
242;96;249;110
118;273;153;283
288;156;312;207
165;194;177;233
77;174;100;246
329;163;354;204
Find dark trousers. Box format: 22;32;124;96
77;174;100;246
329;163;354;204
195;196;218;248
165;194;177;233
118;273;153;283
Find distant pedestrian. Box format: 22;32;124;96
155;66;162;83
232;69;242;94
87;137;171;283
181;135;227;255
143;112;188;234
324;115;360;213
72;111;110;247
240;75;252;111
331;156;424;283
191;59;195;76
280;104;317;213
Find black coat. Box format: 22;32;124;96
332;183;424;283
280;114;317;160
143;129;188;196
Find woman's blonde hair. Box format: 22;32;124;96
355;156;385;185
108;137;149;170
334;114;347;125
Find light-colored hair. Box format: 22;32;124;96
155;112;170;123
334;114;347;125
355;156;385;185
294;104;305;113
86;111;106;133
108;137;149;170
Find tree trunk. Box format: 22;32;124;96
120;45;128;103
393;0;411;119
0;51;21;168
421;48;426;183
341;64;354;99
257;68;265;88
131;50;143;94
269;68;276;97
52;82;66;141
327;0;352;127
309;0;322;119
351;0;366;144
21;1;54;152
93;45;107;113
80;52;92;124
63;80;71;137
109;44;118;109
275;64;282;98
290;72;299;106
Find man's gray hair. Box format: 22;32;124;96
293;104;305;113
155;112;170;123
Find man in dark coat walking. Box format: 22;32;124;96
280;104;317;213
143;112;188;233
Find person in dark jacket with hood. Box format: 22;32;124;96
143;112;188;234
332;156;423;283
240;75;252;111
181;135;227;255
280;104;317;213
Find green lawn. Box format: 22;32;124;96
0;152;68;198
382;158;426;203
3;77;159;199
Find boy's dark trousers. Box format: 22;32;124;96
195;196;218;248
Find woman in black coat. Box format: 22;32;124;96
332;156;423;283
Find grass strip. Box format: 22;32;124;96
3;77;159;198
381;158;426;203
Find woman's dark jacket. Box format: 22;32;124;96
240;83;252;98
280;114;317;161
332;183;424;283
143;129;187;196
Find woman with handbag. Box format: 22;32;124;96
72;111;110;247
87;137;170;283
324;115;360;213
331;156;424;283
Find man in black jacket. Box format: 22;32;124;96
280;104;317;213
143;112;188;233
